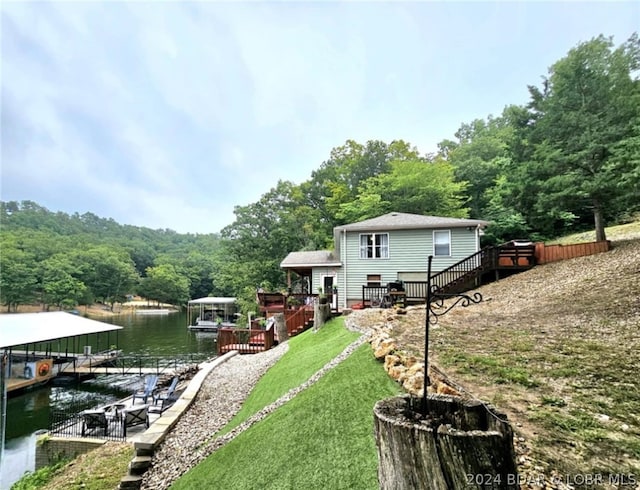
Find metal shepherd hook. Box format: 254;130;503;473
422;255;483;415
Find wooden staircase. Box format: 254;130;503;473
285;307;315;336
431;243;536;295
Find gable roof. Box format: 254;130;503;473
334;212;488;232
280;250;341;268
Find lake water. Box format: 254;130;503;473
0;310;217;489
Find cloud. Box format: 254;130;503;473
2;1;637;233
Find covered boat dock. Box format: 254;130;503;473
187;297;238;332
0;311;123;463
0;312;123;394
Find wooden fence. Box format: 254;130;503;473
534;240;611;264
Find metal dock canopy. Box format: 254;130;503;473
0;311;122;349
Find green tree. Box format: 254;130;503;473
441;116;514;219
75;247;139;309
337;158;469;223
41;255;87;309
139;264;190;306
307;140;422;228
220;180;320;292
525;34;640;241
0;246;38;312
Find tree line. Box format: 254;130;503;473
2;34;638;313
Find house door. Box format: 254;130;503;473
321;275;337;309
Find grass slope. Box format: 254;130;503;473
173;341;402;489
18;442;133;490
218;319;361;436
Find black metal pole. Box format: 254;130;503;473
423;255;433;415
1;350;8;465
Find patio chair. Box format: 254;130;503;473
152;376;180;411
122;404;149;437
132;374;158;404
81;409;110;437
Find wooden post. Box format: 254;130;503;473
374;394;518;490
274;313;288;343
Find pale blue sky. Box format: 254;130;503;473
1;1;638;233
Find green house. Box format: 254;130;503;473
280;212;488;310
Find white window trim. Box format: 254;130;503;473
359;233;389;259
433;230;451;257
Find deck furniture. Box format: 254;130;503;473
81;409;110;437
122;404;149;436
132;374;158;404
152;376;179;410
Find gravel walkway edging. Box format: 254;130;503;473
141;328;370;489
120;350;240;488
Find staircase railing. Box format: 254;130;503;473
284;307;314;336
430;246;497;294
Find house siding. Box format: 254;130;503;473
339;227;479;305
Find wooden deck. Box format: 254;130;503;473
7;374;55;393
6;358;55;394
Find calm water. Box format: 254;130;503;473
1;310;217;489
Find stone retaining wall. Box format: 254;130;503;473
355;306;463;397
36;435;106;469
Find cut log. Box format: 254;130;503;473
274;313;288;343
313;302;332;331
374;394;518;490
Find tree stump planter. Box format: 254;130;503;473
313;302;332;331
274;313;288;343
374;394;518;490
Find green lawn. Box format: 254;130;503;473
172;320;402;489
217;317;361;435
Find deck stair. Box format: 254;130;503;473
362;243;537;306
431;242;536;295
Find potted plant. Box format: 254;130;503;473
287;296;301;309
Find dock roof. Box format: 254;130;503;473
0;312;122;349
188;297;237;305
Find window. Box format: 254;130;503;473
366;274;382;286
433;230;451;256
360;233;389;259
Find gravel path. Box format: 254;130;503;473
142;325;369;490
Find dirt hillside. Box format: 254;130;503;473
385;234;640;485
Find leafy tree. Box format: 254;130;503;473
307;140;422;228
220;180;317;291
74;247;139;309
524;34;640;241
337;158;469;222
481;176;533;244
441;116;514;219
0;245;38;312
41;255;87;310
138;264;190;306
